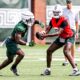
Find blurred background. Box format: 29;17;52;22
0;1;80;80
0;0;80;44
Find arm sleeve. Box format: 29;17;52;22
49;20;52;28
60;21;68;29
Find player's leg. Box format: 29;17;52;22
0;56;14;70
70;29;77;66
46;43;61;68
71;43;77;65
62;56;68;66
63;41;80;76
62;44;73;66
63;43;76;68
62;45;72;66
62;30;76;66
0;38;15;70
11;49;24;69
63;43;75;66
71;43;75;59
11;49;24;76
5;38;24;76
41;38;63;75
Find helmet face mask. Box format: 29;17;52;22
53;4;63;18
21;11;34;27
53;11;61;18
22;17;34;26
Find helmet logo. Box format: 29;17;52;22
54;5;57;10
53;4;63;18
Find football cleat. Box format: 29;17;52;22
10;67;19;76
62;62;77;66
41;69;51;76
69;70;80;76
62;62;68;66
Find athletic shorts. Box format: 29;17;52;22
5;38;20;58
54;35;75;47
71;29;76;41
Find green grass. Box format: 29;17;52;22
0;44;80;80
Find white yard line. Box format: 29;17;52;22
0;57;80;62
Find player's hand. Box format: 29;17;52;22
26;41;35;47
29;41;35;47
41;31;46;35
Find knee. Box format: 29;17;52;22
22;53;25;57
8;58;13;63
17;50;25;58
63;48;69;55
47;49;53;55
20;53;25;58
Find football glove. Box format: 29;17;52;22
26;41;35;47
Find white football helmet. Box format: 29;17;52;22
21;11;34;26
53;4;63;18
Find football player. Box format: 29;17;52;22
40;4;80;76
0;11;44;76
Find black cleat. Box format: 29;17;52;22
75;63;77;66
62;62;77;66
10;67;19;76
62;62;68;66
41;69;51;76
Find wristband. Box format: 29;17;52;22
26;43;29;46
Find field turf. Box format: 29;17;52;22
0;44;80;80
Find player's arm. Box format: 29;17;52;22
33;20;44;28
45;21;52;34
36;28;63;39
56;28;63;35
40;20;52;34
33;19;52;33
15;32;26;45
44;28;63;37
50;20;68;36
59;21;68;34
36;20;66;39
58;20;68;34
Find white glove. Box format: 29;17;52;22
26;43;29;46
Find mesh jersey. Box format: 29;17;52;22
11;20;28;38
50;16;73;38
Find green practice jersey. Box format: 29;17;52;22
11;20;28;38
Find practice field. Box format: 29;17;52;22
0;44;80;80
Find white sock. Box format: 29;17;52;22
46;68;51;71
73;67;78;71
64;61;68;63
